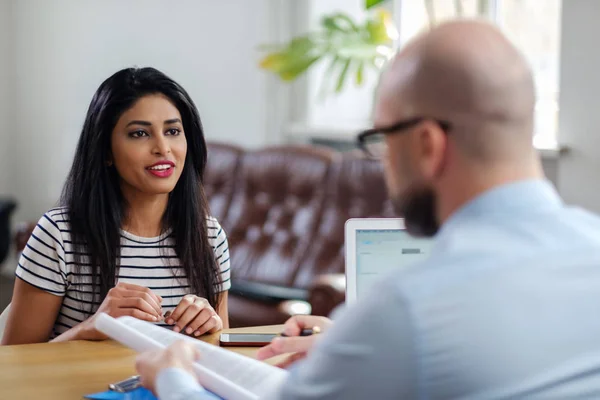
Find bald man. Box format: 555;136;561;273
137;20;600;399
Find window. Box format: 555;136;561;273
395;0;562;149
303;0;381;134
300;0;561;150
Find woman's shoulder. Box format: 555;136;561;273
37;207;71;233
43;207;70;222
205;216;222;231
45;206;70;218
23;207;72;253
205;217;227;244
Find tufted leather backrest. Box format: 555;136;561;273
292;150;396;288
204;142;243;224
224;146;336;287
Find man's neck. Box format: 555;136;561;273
121;191;169;238
437;159;544;225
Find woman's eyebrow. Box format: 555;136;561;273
126;120;152;127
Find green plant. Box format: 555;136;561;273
259;0;488;96
259;0;396;95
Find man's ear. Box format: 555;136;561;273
415;121;447;180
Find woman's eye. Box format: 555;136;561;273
129;130;148;138
167;128;181;136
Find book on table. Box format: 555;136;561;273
95;313;288;400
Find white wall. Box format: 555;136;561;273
3;0;598;223
0;0;11;196
7;0;283;223
557;0;600;213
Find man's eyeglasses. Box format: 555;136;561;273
356;117;452;159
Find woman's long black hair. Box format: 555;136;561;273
61;67;220;313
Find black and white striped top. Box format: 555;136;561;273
15;207;231;338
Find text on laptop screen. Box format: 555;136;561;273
356;229;433;298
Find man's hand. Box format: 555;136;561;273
135;341;201;394
256;315;332;368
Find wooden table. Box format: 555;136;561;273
0;325;283;399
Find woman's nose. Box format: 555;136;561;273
152;135;171;155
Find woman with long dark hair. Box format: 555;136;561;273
1;67;230;344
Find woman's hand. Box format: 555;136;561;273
165;295;222;337
256;315;333;368
80;282;163;340
136;340;200;394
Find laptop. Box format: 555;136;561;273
344;218;434;304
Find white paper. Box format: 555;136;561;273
118;316;289;398
95;314;258;400
95;313;288;400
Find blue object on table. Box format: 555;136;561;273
84;387;157;400
85;387;224;400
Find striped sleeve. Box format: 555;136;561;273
15;211;68;296
207;217;231;292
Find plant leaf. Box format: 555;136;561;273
329;13;360;32
355;61;364;86
366;9;397;44
258;34;317;72
365;0;389;9
279;54;323;81
318;55;341;99
337;44;377;59
322;14;354;33
288;36;317;57
258;34;321;76
257;7;397;97
336;59;351;92
259;53;287;71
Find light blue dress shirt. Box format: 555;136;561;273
156;179;600;399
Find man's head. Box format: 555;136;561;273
371;20;543;236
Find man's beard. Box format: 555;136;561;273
391;185;440;237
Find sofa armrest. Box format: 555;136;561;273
230;280;309;303
308;273;346;317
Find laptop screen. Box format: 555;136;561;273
355;229;433;298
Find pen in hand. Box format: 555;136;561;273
280;326;321;337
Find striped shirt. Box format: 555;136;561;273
15;207;231;339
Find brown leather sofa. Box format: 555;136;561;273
205;143;395;327
14;142;395;327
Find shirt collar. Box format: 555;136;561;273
436;179;562;239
